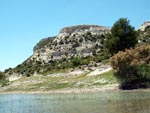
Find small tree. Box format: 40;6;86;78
104;18;138;55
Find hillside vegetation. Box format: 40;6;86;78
0;70;117;92
1;18;150;91
5;25;110;77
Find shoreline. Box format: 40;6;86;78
0;84;119;94
1;84;150;94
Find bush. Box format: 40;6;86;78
0;72;8;87
71;57;81;67
104;18;138;55
110;44;150;89
0;72;5;79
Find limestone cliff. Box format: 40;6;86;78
29;25;110;64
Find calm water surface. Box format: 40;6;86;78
0;91;150;113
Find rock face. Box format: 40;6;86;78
33;37;55;52
138;21;150;31
138;21;150;43
59;25;109;34
29;25;110;64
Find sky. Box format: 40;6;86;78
0;0;150;71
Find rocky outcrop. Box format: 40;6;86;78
29;25;110;64
33;37;55;52
138;21;150;43
60;25;109;33
138;21;150;31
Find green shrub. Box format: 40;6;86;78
71;57;81;67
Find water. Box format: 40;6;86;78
0;91;150;113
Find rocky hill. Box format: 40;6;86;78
138;21;150;43
30;25;109;64
6;25;110;77
5;21;150;78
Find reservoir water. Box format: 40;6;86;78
0;91;150;113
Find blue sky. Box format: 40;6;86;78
0;0;150;71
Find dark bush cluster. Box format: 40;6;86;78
110;44;150;89
0;71;8;87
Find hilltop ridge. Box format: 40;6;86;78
59;25;109;33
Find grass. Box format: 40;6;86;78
2;70;117;92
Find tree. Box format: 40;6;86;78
110;44;150;89
104;18;138;55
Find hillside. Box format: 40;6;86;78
31;25;109;63
1;21;150;92
5;25;110;78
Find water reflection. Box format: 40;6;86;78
0;91;150;113
115;92;150;113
